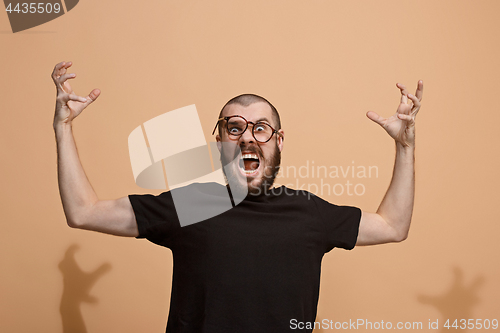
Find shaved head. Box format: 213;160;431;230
218;94;281;136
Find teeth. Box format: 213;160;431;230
239;153;259;174
240;153;259;160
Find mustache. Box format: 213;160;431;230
226;144;263;160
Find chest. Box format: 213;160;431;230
170;201;326;261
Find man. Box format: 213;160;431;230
52;61;423;332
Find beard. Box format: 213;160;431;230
220;142;281;197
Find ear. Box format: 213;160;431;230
216;134;222;152
277;130;284;152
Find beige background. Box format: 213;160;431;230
1;0;499;332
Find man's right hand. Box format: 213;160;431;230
52;61;101;127
52;61;139;237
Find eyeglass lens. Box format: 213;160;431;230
227;116;274;142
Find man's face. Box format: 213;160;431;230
216;102;284;195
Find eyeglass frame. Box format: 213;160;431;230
212;115;284;143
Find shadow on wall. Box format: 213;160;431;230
418;266;485;333
59;244;112;333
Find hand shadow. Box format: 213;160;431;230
59;244;112;333
418;266;485;332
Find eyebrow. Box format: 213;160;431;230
254;117;271;124
224;115;271;124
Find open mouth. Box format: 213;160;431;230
239;153;261;176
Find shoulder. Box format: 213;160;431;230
272;186;360;217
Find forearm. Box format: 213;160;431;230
376;142;415;240
357;80;422;245
54;123;98;227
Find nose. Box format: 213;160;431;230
239;126;255;144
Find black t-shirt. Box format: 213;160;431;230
129;183;361;333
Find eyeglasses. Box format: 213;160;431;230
212;115;283;143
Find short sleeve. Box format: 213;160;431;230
311;194;361;252
128;191;180;248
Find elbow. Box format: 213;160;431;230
66;215;87;229
386;216;411;243
393;230;409;243
66;218;81;229
64;206;94;229
381;214;410;243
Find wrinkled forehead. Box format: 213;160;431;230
221;102;274;124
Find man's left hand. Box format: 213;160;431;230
367;80;423;147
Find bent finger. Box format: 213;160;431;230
52;62;66;83
397;113;414;122
68;93;88;103
415;80;423;101
52;61;66;77
397;83;409;104
407;93;421;108
81;89;101;106
52;61;72;84
58;73;76;84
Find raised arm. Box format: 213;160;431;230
52;61;139;237
356;81;423;246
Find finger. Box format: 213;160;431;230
52;61;66;83
397;83;409;104
407;93;421;117
52;61;66;76
401;94;408;105
407;93;421;108
58;73;76;85
366;111;386;127
57;61;72;76
61;61;72;70
397;113;413;122
52;61;73;84
396;82;408;93
68;93;88;103
81;89;101;106
415;80;423;101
